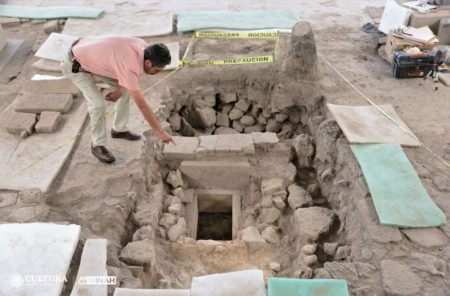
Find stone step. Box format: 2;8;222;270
179;160;250;190
113;288;190;296
70;239;107;296
15;92;73;114
22;78;79;97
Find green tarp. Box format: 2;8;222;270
177;10;300;32
350;143;446;228
268;278;349;296
0;5;104;19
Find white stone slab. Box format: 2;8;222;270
166;42;179;70
0;99;88;192
378;0;411;34
35;32;78;62
0;39;22;72
63;10;173;38
327;103;420;147
71;239;108;296
32;59;62;73
0;223;80;296
191;270;266;296
114;289;190;296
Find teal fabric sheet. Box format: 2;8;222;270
350;143;446;228
0;5;104;19
268;278;349;296
177;10;300;32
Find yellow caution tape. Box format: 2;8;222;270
194;31;279;39
180;54;274;67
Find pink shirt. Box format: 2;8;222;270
73;36;146;91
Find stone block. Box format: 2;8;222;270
244;124;264;134
180;160;251;190
290;21;317;65
251;132;279;147
235;99;250;112
15;92;73;114
216;112;230;127
43;20;62;34
229;108;244;120
401;228;448;248
119;239;155;266
293;207;334;242
22;78;79;97
438;18;450;45
215;134;255;155
35;111;62;133
239;226;266;252
163;136;199;160
220;92;237;104
2;111;37;136
240;115;256;126
381;260;422;296
70;239;107;296
261;178;285;196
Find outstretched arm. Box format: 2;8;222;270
128;89;175;144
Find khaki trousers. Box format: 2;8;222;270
61;55;130;146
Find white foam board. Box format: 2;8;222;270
379;0;411;34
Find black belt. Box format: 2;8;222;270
69;39;90;74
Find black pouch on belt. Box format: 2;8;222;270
72;59;81;73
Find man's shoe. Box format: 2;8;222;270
111;129;142;141
91;145;116;163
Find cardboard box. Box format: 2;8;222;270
385;33;416;63
385;31;437;63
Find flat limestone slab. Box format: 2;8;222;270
163;136;199;160
114;289;190;296
15;92;73;114
0;99;87;192
268;278;349;296
22;78;79;97
0;38;22;72
35;111;62;133
71;239;107;296
35;32;78;62
180;160;251;190
63;10;173;38
1;110;36;135
191;270;265;296
350;143;446;228
0;223;80;296
0;39;32;84
328;104;420;147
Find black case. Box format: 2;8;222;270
392;51;435;79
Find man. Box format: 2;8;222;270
61;36;174;163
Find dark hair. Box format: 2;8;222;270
144;43;171;67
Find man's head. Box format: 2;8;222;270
144;43;171;75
